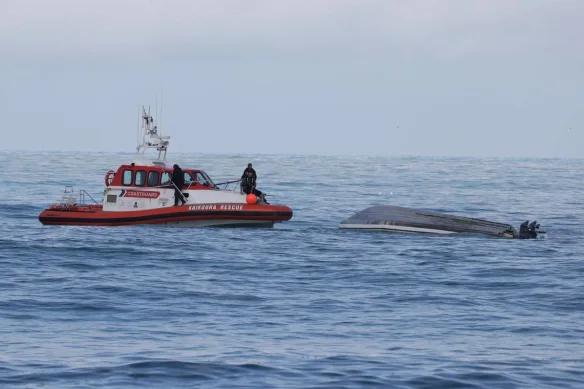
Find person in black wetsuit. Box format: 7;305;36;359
241;163;256;194
241;163;256;188
172;164;186;206
240;169;255;195
240;164;268;204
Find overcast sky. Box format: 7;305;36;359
2;0;583;157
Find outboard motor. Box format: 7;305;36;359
518;220;541;239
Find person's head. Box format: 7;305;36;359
173;164;179;170
247;163;252;168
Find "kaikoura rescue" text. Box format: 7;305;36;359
188;204;244;211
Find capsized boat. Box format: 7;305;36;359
39;108;293;227
340;205;542;239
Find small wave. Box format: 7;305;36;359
407;375;482;388
0;203;43;220
176;290;266;303
0;360;289;387
0;299;126;314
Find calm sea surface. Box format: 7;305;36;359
0;151;583;388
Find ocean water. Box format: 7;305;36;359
0;151;583;388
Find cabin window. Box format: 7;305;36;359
161;172;171;185
184;172;193;184
135;171;146;186
201;172;214;186
147;171;160;187
122;170;133;186
194;172;213;186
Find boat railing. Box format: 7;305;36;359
61;185;77;205
57;187;100;206
152;179;242;193
79;189;100;205
214;179;242;192
169;181;188;203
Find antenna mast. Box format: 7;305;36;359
136;106;170;161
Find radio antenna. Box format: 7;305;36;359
136;105;170;161
136;105;141;150
159;90;164;131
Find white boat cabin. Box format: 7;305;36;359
103;163;246;211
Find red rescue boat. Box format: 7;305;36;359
38;108;293;227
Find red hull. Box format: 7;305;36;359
39;203;293;226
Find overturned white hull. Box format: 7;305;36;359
340;205;518;238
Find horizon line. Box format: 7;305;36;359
1;148;582;161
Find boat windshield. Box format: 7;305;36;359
190;171;214;186
201;172;214;186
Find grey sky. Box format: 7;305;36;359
2;0;583;157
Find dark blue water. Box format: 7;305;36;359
1;151;583;388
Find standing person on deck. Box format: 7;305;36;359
172;164;186;206
241;163;256;194
241;169;255;195
241;163;257;188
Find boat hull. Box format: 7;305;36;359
340;205;517;238
39;203;293;227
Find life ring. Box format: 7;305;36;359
104;170;115;187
